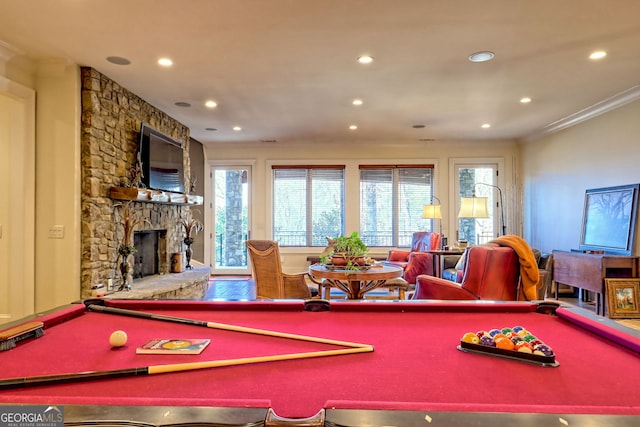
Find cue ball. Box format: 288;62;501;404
109;330;128;347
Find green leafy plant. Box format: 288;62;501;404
328;232;369;270
332;231;368;257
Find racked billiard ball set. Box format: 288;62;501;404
458;326;558;367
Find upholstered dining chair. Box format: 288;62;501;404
386;231;440;284
246;240;316;299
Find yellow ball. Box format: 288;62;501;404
461;332;480;344
109;330;128;347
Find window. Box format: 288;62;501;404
359;165;435;247
272;166;345;246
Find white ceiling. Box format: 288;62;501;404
1;0;640;146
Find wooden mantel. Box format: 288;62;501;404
110;186;203;206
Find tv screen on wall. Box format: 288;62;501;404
138;124;185;193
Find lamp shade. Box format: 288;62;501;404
458;197;489;218
422;204;442;219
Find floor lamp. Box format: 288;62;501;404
422;196;444;249
458;183;506;237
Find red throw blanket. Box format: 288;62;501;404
489;235;539;300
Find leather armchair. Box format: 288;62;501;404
386;232;441;284
412;244;520;300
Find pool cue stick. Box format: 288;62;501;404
0;345;373;390
87;304;372;349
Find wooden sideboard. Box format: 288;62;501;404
552;250;639;315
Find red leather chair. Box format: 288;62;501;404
412;244;520;300
387;232;441;284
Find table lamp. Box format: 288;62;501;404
422;196;444;249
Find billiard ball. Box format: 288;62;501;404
462;332;480;344
534;343;554;356
109;330;128;347
511;336;525;345
480;335;496;347
495;337;515;350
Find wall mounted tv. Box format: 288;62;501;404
138;124;185;193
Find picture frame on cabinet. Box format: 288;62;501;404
605;278;640;319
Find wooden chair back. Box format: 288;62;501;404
246;240;313;299
246;240;286;299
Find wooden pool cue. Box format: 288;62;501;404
86;304;372;349
0;345;374;389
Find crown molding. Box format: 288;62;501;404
524;85;640;142
0;39;24;62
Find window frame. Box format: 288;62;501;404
266;158;439;252
271;164;346;247
359;164;436;248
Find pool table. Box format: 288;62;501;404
0;299;639;426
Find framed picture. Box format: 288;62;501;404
605;279;640;319
579;184;640;255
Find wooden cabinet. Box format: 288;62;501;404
552;250;638;315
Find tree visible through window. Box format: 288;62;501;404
360;165;435;247
272;166;345;246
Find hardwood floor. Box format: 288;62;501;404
204;277;255;300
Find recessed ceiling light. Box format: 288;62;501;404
349;125;358;130
174;102;191;107
233;126;242;131
106;56;131;65
352;99;363;106
468;51;495;63
158;57;173;67
357;55;374;64
520;97;532;104
589;50;607;60
205;100;218;108
481;123;491;129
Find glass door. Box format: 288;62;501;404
210;166;251;275
454;163;500;245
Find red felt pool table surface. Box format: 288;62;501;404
0;299;639;426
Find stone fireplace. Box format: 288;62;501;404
80;67;207;299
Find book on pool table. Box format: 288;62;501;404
136;338;211;355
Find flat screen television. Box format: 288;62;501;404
138;124;185;193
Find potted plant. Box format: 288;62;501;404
326;231;369;270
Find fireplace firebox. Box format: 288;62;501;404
133;230;167;279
